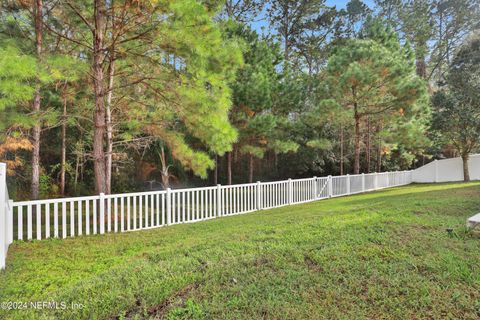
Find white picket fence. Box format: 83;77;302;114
0;162;413;269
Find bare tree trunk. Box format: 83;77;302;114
233;146;238;163
80;152;84;181
437;6;444;80
366;116;371;173
227;152;232;185
377;146;382;172
248;154;253;183
376;123;383;172
416;56;427;79
74;152;79;193
105;2;116;195
159;146;170;189
92;0;107;194
283;4;290;69
60;83;67;196
340;126;344;176
214;154;218;185
462;153;470;182
353;105;361;174
377;140;382;173
105;56;115;194
274;152;278;176
31;0;43;200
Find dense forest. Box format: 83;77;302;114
0;0;479;200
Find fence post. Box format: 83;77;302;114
327;175;332;198
434;160;438;183
386;172;390;187
256;181;262;210
313;177;317;200
361;173;365;192
0;163;6;269
216;184;221;217
8;200;13;244
374;172;378;190
99;193;105;234
346;174;351;194
288;178;292;204
166;188;172;225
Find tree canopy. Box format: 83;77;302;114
0;0;478;199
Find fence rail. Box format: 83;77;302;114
0;167;413;269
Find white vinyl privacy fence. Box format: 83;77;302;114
412;154;480;183
0;162;413;269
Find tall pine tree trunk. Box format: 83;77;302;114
366;116;371;173
213;154;218;185
60;83;67;196
248;154;253;183
353;104;361;174
377;144;382;172
74;152;80;193
282;4;290;70
105;2;116;195
462;153;470;182
274;152;278;176
340;126;344;175
227;152;232;185
105;56;115;194
376;124;382;172
416;55;427;79
92;0;107;194
31;0;43;200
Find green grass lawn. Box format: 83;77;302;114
1;183;480;319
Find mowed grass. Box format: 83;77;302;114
1;183;480;319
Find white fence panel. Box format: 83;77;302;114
316;177;330;199
332;176;348;196
364;173;376;190
412;154;480;183
349;174;363;194
0;162;417;269
291;178;315;204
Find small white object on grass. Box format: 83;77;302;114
467;213;480;229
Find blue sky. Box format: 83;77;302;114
326;0;372;8
252;0;375;34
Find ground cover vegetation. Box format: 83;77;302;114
0;182;479;319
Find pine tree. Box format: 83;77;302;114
227;24;297;183
431;34;480;181
322;20;427;174
0;46;37;178
44;0;242;192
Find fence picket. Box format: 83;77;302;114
93;199;97;234
86;200;90;235
78;200;82;236
36;204;41;240
127;197;131;231
18;206;23;240
120;197;124;231
114;197;118;232
45;203;50;239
